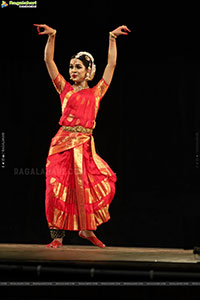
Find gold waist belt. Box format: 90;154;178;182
62;125;93;134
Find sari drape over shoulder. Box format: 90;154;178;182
45;73;117;231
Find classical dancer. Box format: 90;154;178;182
34;24;130;248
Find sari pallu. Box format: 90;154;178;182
45;127;116;231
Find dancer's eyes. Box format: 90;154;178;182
69;64;83;69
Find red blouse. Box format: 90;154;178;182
52;73;109;129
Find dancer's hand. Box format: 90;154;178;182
111;25;131;37
33;24;55;36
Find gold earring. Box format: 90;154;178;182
85;73;90;81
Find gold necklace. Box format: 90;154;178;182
73;84;89;92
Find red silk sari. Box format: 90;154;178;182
45;73;117;231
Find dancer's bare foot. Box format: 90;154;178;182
79;230;95;238
79;230;106;248
46;238;63;248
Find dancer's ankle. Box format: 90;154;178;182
80;230;95;237
54;238;63;244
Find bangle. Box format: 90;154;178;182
49;29;56;37
109;31;117;39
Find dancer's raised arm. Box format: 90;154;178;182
103;25;131;85
33;24;59;80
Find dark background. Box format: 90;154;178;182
1;1;200;249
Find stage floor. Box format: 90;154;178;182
0;244;200;282
0;244;199;265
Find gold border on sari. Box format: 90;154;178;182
73;144;87;230
48;132;90;156
48;204;110;231
52;73;66;95
49;207;79;230
62;90;75;113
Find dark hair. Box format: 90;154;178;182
71;54;92;69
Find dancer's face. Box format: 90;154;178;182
69;58;87;83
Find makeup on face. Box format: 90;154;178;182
69;59;87;82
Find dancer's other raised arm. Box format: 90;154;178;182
34;24;59;80
103;25;131;85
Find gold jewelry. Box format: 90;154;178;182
109;31;117;39
62;125;92;134
72;84;89;92
85;72;90;81
49;29;56;37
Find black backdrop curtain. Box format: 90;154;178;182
1;1;200;248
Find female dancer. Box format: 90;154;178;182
34;24;130;248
